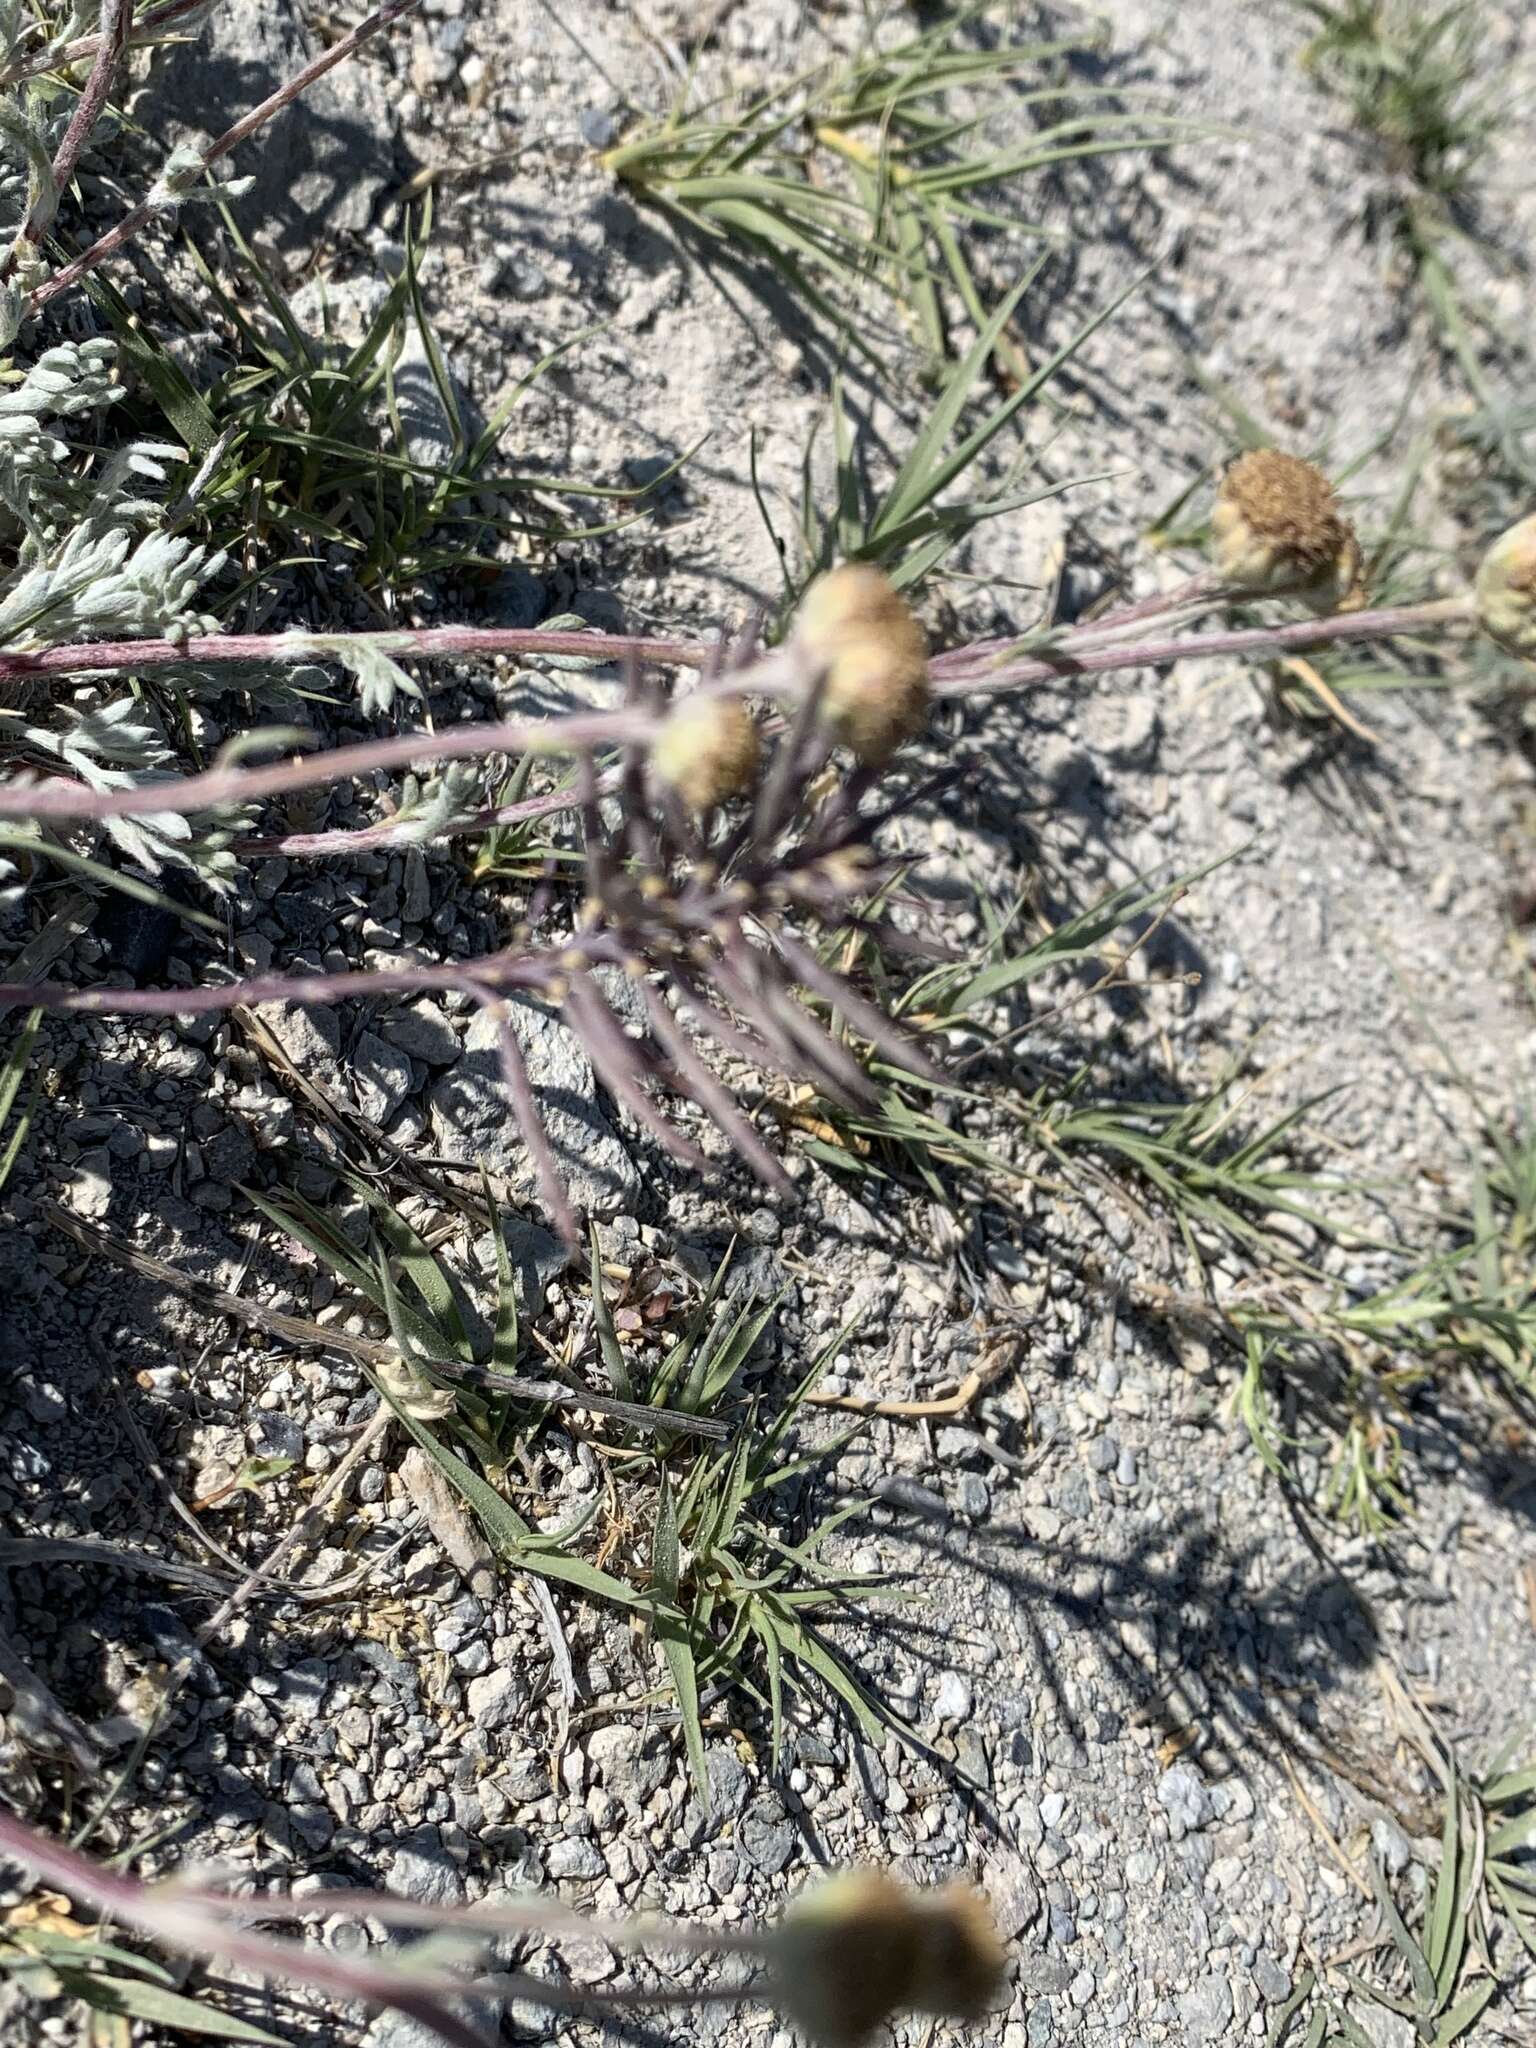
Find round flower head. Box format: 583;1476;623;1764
795;564;929;764
770;1868;1007;2048
650;691;761;811
1475;512;1536;660
1211;449;1366;612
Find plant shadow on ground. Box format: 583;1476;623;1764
133;48;393;257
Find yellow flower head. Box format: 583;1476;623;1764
650;692;761;811
1475;512;1536;660
1212;449;1365;612
796;565;929;764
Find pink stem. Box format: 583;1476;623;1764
0;598;1469;831
932;595;1472;698
0;943;576;1016
0;709;647;823
238;779;584;858
0;1810;762;2042
0;624;704;688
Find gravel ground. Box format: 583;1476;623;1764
3;3;1536;2047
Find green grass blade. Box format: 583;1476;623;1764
589;1224;634;1401
652;1474;710;1805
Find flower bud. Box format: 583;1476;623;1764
1211;449;1366;612
650;692;760;811
796;564;929;763
770;1869;1007;2048
1475;512;1536;659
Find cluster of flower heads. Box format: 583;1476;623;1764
650;563;932;813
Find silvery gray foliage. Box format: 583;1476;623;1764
0;325;234;899
390;761;482;844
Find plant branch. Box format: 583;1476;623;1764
931;595;1474;698
2;0;133;284
0;1810;766;2047
0;596;1474;830
0;0;209;93
25;0;425;314
0;622;707;688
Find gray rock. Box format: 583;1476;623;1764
987;1847;1042;1937
138;0;395;246
1371;1814;1412;1876
586;1724;670;1803
704;1742;750;1818
381;1000;460;1066
1177;1975;1233;2044
396;852;430;928
933;1671;972;1721
873;1475;949;1518
466;1667;525;1731
352;1029;413;1126
387;1825;465;1907
546;1836;606;1880
1157;1762;1214;1832
277;1658;331;1721
399;1448;496;1595
738;1793;795;1874
262;1001;342;1076
430;1000;639;1217
393;327;475;474
1252;1955;1292;2004
474;1216;569;1317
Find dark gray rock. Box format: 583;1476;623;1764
430;1000;638;1216
738;1792;795;1874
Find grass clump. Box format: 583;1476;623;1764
1295;0;1493;203
603;5;1182;374
251;1174;901;1802
1275;1720;1536;2045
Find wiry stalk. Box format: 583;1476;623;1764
25;0;426;314
1;0;133;284
0;0;210;93
0;597;1471;829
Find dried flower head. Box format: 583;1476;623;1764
1475;512;1536;660
796;564;929;763
650;691;761;810
1211;450;1366;612
770;1868;1007;2048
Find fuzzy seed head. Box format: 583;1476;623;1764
651;692;761;811
796;564;929;763
1475;513;1536;659
771;1869;1007;2048
1212;450;1366;611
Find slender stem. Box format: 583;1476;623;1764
927;569;1222;674
2;0;133;284
25;0;424;314
0;710;648;823
0;944;551;1014
0;0;209;93
0;623;705;688
0;596;1474;830
237;778;588;859
0;1811;767;2040
932;595;1474;699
